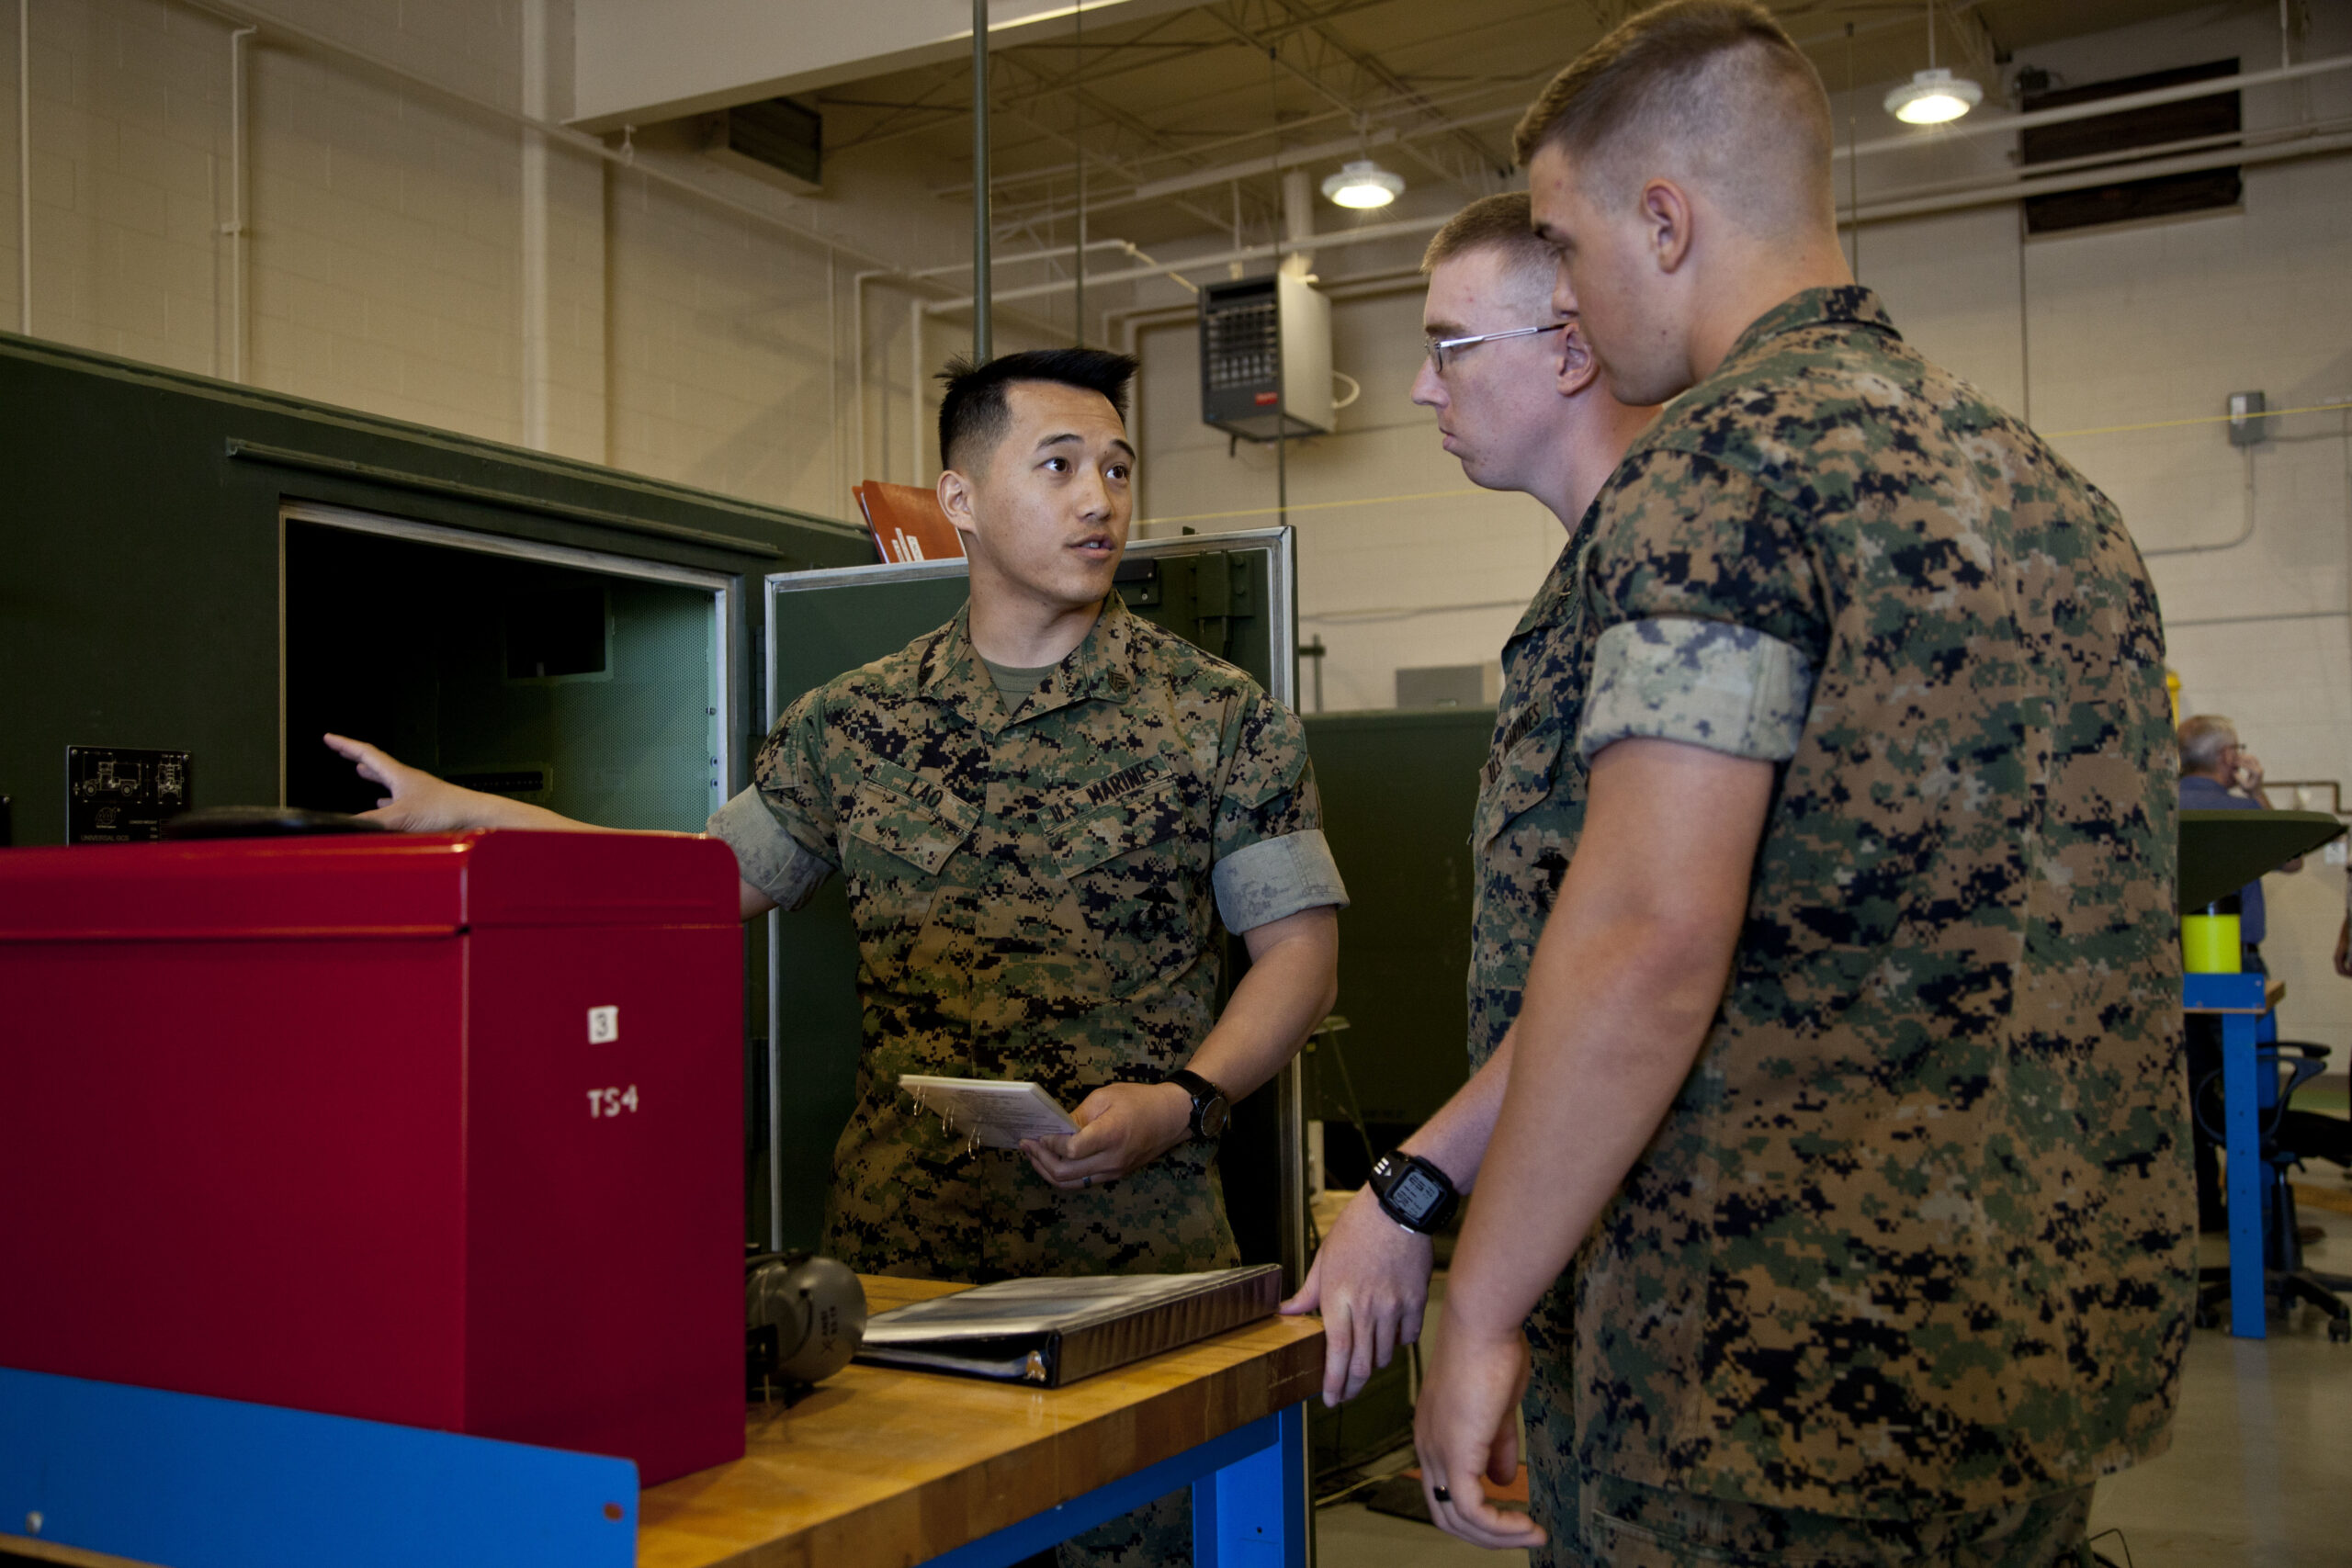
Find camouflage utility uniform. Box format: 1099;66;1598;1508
709;590;1345;1566
1468;288;2189;1567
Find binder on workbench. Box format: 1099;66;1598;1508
854;1264;1282;1387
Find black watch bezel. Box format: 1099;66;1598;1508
1162;1068;1230;1141
1370;1150;1458;1235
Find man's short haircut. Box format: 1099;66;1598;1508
2179;715;2238;774
1510;0;1836;232
1421;193;1555;293
936;347;1137;474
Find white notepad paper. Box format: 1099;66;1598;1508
899;1075;1080;1150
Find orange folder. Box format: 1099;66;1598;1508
854;481;966;565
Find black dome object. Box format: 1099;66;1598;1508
160;807;390;840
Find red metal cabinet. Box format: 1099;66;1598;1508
0;830;744;1484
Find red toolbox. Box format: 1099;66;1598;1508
0;829;744;1484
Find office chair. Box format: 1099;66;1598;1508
2192;1039;2352;1341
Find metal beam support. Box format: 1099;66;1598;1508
972;0;991;363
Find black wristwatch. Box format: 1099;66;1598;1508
1161;1068;1230;1141
1370;1150;1459;1235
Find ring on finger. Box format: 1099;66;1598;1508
1082;1174;1092;1189
1430;1484;1452;1504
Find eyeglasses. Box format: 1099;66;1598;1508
1426;321;1569;375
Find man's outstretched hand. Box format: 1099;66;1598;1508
322;734;541;834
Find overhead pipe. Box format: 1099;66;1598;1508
1838;51;2352;162
939;113;2352;315
1014;49;2352;236
905;235;1135;281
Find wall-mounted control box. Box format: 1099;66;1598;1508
1200;273;1334;442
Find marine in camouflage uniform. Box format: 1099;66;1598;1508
708;587;1345;1565
1468;287;2189;1565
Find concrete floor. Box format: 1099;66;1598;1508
1314;1191;2352;1567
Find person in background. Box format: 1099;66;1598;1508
2178;714;2304;1229
1277;191;1657;1404
1412;4;2188;1562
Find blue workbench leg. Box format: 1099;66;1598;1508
2223;1009;2266;1339
1193;1402;1306;1568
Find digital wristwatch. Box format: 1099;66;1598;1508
1369;1149;1459;1235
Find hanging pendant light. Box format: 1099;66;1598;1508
1321;159;1404;209
1883;0;1983;125
1885;67;1983;124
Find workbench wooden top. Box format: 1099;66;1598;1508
637;1275;1326;1568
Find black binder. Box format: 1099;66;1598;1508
854;1266;1283;1386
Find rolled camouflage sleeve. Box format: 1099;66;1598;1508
1580;617;1815;761
707;693;841;912
1210;692;1349;931
1579;448;1828;762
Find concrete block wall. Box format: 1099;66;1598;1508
0;0;1011;524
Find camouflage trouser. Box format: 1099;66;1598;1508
1522;1290;2093;1568
1006;1491;1188;1568
1050;1491;1189;1568
1532;1469;2093;1568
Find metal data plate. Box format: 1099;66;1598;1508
65;746;191;844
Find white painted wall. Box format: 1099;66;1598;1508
0;0;1063;522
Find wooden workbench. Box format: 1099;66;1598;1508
640;1278;1324;1566
0;1277;1324;1568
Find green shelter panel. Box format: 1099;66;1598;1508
2178;808;2346;912
1300;706;1491;1128
0;333;866;850
761;545;1282;1254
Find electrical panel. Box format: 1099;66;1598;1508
1200;274;1333;441
2227;389;2269;447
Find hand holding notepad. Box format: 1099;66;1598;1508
899;1074;1080;1150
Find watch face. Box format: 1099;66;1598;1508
1198;1096;1230;1139
1392;1167;1443;1220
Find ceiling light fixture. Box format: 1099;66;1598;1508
1321;159;1403;209
1883;1;1983;125
1886;66;1983;124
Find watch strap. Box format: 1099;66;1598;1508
1160;1068;1227;1139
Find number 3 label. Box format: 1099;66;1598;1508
587;1085;640;1118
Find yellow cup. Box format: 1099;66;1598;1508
2182;912;2242;974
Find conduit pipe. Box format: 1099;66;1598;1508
226;24;253;380
519;0;548;447
969;0;989;363
17;0;28;335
